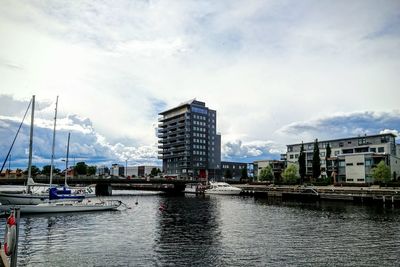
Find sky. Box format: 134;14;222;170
0;0;399;170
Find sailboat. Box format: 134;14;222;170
0;96;87;205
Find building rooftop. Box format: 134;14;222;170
287;133;397;147
159;98;206;115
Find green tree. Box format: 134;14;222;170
282;164;299;184
74;162;88;175
150;168;158;176
224;169;233;179
372;160;391;182
259;165;274;181
298;142;306;184
23;165;40;176
241;167;248;179
325;143;332;177
87;166;97;175
312;139;321;179
41;165;52;175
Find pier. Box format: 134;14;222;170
236;184;400;206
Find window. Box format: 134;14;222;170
339;161;345;167
378;147;384;153
357;179;365;182
358;138;366;145
356;162;364;166
339;142;344;147
365;159;371;166
321;152;325;157
288;146;293;152
342;149;353;154
290;155;294;159
334;151;340;156
346;163;353;166
347;179;354;182
370;148;376;153
295;154;299;159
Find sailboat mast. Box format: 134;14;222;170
49;96;59;188
26;95;35;192
64;132;70;187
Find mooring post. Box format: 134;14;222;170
10;208;20;267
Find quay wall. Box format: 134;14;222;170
237;185;400;206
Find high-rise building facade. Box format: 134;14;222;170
158;99;221;180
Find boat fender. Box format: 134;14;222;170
4;212;17;256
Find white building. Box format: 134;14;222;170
286;133;400;183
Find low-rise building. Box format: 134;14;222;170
253;160;286;181
216;161;248;180
286;133;400;183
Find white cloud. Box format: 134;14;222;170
0;1;399;166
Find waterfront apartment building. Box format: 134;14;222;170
158;99;221;180
253;160;286;180
286;133;400;183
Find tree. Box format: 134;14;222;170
41;165;61;175
241;167;248;179
74;162;88;175
259;165;274;181
312;139;321;179
282;164;299;184
325;143;332;177
87;166;97;175
23;165;40;176
41;165;52;175
371;160;391;183
150;168;157;176
298;142;306;184
224;169;233;179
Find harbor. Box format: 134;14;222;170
1;192;400;266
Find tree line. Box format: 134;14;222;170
10;162;98;177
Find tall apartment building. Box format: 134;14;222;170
158;99;221;180
286;133;400;183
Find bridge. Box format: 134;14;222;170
0;176;199;196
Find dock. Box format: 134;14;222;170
236;184;400;206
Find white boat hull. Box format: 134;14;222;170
0;192;93;205
0;200;121;214
0;192;47;205
204;182;242;195
204;189;242;195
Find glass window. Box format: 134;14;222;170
370;148;376;152
378;147;384;153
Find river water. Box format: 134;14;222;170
2;192;400;266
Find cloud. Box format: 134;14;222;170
222;140;284;162
0;97;160;169
277;110;400;143
0;1;400;167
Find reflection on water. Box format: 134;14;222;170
1;195;400;266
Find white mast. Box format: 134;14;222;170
49;96;59;188
64;132;70;187
26;95;35;193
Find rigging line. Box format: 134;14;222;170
0;98;33;174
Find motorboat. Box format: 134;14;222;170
183;183;206;194
204;182;242;195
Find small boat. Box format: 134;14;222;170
204;182;242;195
0;199;122;214
183;183;206;194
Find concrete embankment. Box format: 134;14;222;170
236;184;400;206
